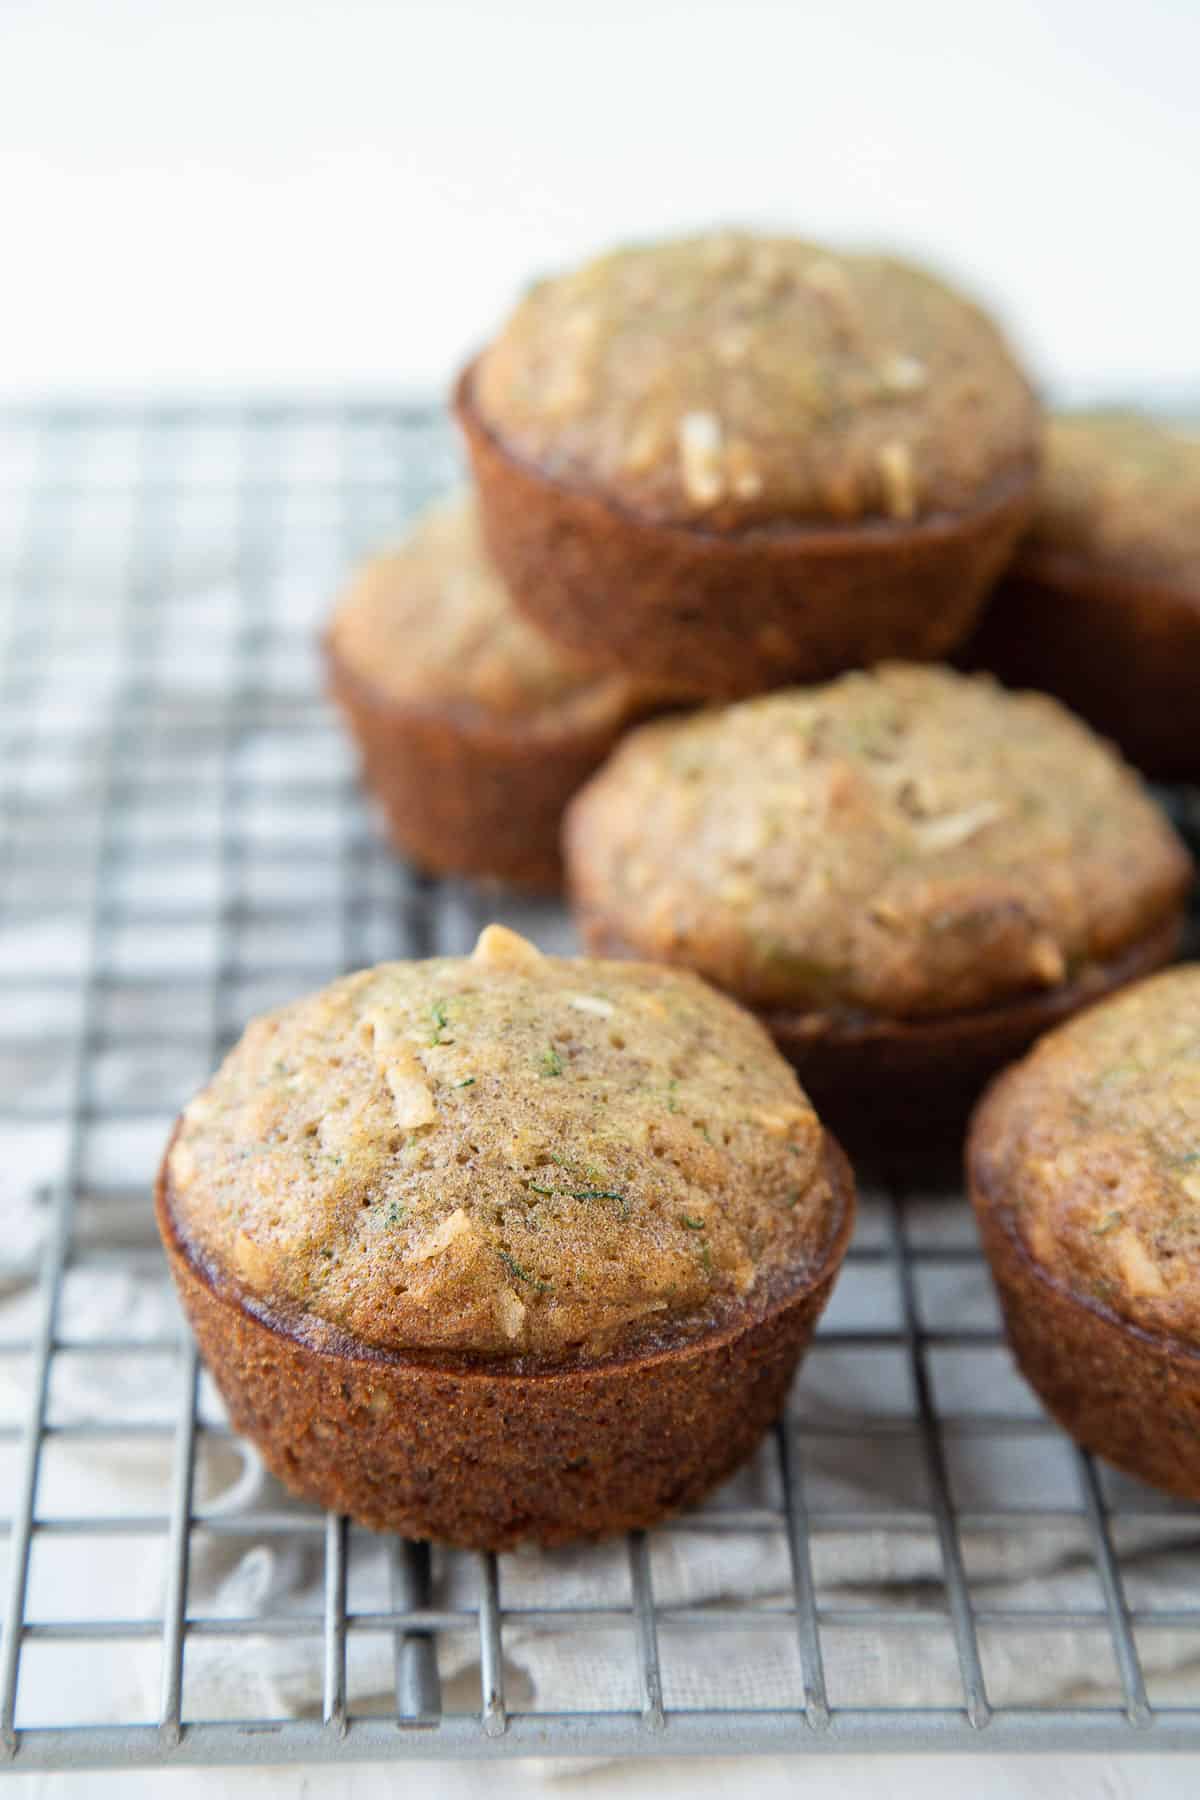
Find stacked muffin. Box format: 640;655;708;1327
325;494;674;890
156;229;1198;1544
327;226;1192;1119
327;227;1050;888
457;232;1039;693
963;410;1200;779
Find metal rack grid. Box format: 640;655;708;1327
0;400;1197;1773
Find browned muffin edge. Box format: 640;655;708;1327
969;1075;1200;1499
156;1130;854;1546
457;362;1038;695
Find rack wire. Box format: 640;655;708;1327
0;400;1197;1772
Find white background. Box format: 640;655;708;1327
2;0;1198;401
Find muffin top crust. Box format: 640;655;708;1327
973;966;1200;1341
565;665;1191;1021
165;926;842;1365
472;230;1039;530
328;494;657;730
1023;411;1200;587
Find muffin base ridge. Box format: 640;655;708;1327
325;634;638;892
577;909;1186;1142
964;550;1200;781
970;1083;1200;1499
456;362;1038;697
156;1135;854;1549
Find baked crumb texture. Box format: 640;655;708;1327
1025;411;1200;584
328;492;659;732
566;665;1191;1023
167;926;839;1365
323;494;681;889
961;411;1200;780
475;230;1038;530
973;967;1200;1340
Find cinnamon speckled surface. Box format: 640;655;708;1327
970;965;1200;1340
475;230;1039;529
327;492;662;730
1024;411;1200;585
166;926;839;1364
566;665;1191;1021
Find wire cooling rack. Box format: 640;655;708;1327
0;401;1198;1773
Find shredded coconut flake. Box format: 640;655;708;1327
1028;936;1067;986
877;441;917;520
567;993;616;1017
677;411;726;507
753;1106;809;1137
411;1207;475;1262
472;924;545;971
386;1068;437;1129
879;352;928;394
363;1008;406;1056
170;1142;196;1186
911;800;1004;852
232;1230;274;1288
495;1287;527;1340
1114;1229;1166;1298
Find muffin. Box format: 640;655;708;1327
156;923;853;1548
965;411;1200;779
969;966;1200;1497
457;229;1041;695
324;494;672;890
565;665;1193;1138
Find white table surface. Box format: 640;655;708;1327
11;1753;1200;1798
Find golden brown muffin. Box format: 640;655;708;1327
964;411;1200;779
324;494;672;890
969;966;1200;1497
458;230;1041;694
156;924;853;1547
565;666;1193;1138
